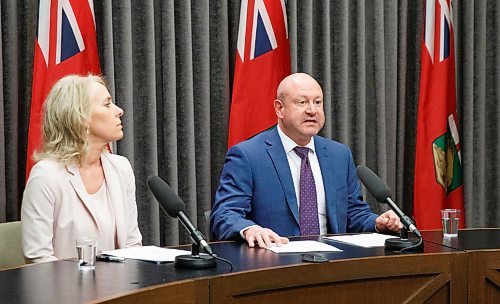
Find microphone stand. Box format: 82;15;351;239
174;243;217;269
385;227;424;252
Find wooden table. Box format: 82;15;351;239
1;230;498;303
422;229;500;304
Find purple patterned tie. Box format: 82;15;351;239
294;147;320;236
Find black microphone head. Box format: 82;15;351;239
147;175;186;217
356;165;392;203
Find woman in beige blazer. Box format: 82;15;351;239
22;75;142;263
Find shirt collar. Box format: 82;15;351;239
277;124;316;154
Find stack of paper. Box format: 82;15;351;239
324;233;397;248
266;241;342;253
102;246;191;263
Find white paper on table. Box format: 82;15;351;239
102;245;191;263
324;233;397;248
266;240;342;253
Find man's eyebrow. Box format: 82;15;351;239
294;95;322;100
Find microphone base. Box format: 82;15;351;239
174;254;217;269
385;237;424;252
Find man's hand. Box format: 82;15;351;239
375;210;402;233
243;226;289;248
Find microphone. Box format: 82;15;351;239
147;175;216;268
356;165;421;238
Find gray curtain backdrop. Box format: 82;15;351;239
0;0;498;246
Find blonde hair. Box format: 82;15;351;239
34;74;107;165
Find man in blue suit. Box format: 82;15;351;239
211;73;401;247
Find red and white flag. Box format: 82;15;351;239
413;0;465;229
227;0;291;148
26;0;101;177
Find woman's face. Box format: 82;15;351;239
87;82;124;145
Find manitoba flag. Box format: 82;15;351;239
26;0;101;177
227;0;291;148
413;0;465;229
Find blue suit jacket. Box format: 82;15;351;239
211;126;378;241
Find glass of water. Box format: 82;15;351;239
76;237;97;270
441;209;461;238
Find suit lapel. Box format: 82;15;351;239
315;136;339;234
66;163;100;230
265;128;300;226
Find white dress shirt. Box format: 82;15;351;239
277;125;327;235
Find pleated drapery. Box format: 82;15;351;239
0;0;498;246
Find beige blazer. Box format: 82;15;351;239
21;152;142;263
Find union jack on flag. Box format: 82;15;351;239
26;0;101;177
236;0;288;61
228;0;291;148
423;0;453;63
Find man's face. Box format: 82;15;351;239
275;76;325;146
